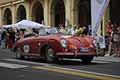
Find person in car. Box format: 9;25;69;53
59;24;66;34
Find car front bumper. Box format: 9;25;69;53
57;52;97;57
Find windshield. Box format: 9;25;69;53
38;27;74;35
38;27;59;35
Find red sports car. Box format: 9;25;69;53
12;27;97;63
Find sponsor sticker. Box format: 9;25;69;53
23;45;30;53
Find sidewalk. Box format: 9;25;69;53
94;56;120;63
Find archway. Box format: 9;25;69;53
110;0;120;24
32;1;44;24
78;0;91;26
3;8;12;24
73;0;91;26
50;0;65;27
17;5;26;22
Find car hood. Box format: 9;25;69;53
67;36;93;48
38;34;94;48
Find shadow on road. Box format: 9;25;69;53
15;57;107;66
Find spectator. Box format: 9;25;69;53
1;28;7;48
0;29;2;46
107;22;114;56
7;28;15;49
88;25;92;35
112;26;120;57
107;23;113;37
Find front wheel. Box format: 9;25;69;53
45;47;57;63
81;56;94;63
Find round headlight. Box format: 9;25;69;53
60;39;68;48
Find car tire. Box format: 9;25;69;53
45;47;57;63
15;48;24;59
81;56;94;64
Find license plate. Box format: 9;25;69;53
80;48;89;52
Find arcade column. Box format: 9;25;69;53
25;1;30;20
12;5;16;24
44;0;49;26
102;6;110;36
0;8;2;27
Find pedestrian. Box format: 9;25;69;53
1;28;7;48
0;30;2;47
112;26;120;57
59;24;66;34
7;28;15;49
107;23;114;56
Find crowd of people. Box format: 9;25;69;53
0;27;38;49
59;24;90;36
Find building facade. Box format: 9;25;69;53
0;0;120;35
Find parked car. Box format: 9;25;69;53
12;27;97;63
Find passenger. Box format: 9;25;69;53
76;26;84;36
82;26;88;35
59;24;66;34
19;30;24;39
71;25;77;35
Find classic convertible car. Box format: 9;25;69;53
12;27;97;63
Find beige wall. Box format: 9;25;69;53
0;0;22;5
0;0;110;35
0;0;12;5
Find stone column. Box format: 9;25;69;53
44;0;49;26
12;5;16;24
25;1;31;20
65;0;71;25
102;6;110;36
0;8;2;27
71;0;79;26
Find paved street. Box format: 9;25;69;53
0;48;120;80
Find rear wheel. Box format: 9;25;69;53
45;47;57;63
15;48;24;59
81;56;94;63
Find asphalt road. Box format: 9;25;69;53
0;48;120;80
